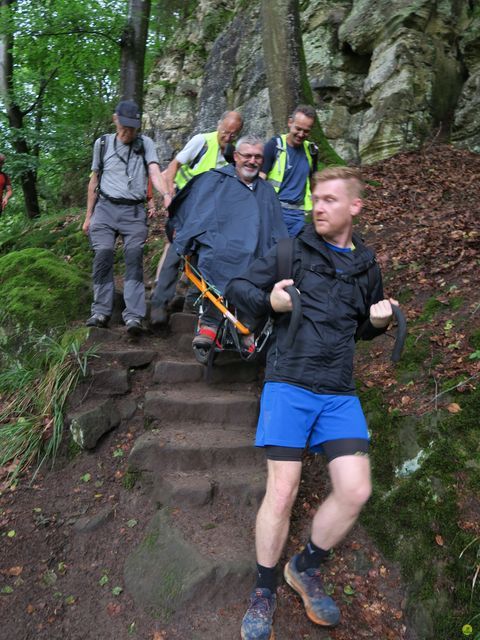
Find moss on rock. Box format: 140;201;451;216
0;248;90;330
0;213;92;273
361;386;480;639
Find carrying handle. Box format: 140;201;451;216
390;304;407;363
356;303;407;362
283;285;303;350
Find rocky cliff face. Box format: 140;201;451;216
144;0;480;166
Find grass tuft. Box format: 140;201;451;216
0;327;96;485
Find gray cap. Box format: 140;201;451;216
115;100;141;128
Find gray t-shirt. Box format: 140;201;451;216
175;133;227;170
91;134;159;200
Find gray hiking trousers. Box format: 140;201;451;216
151;243;198;310
88;197;148;322
151;242;181;308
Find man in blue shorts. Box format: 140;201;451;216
226;166;396;639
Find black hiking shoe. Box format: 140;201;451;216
241;587;276;640
86;313;109;328
150;306;169;328
284;554;340;627
126;318;144;337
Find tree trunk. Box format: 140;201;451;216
0;0;41;218
261;0;343;165
119;0;151;112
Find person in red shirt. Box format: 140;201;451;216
0;154;12;214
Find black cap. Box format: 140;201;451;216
115;100;141;128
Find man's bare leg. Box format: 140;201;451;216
283;454;371;628
255;459;302;568
310;454;371;550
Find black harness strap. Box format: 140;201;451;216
276;237;295;281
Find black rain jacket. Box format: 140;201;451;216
226;224;387;395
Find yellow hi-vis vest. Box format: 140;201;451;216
266;134;314;212
174;131;223;190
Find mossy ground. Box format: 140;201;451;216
360;382;480;638
0;248;90;331
0;209;166;332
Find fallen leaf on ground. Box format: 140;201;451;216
447;402;461;413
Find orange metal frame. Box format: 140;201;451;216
183;257;251;336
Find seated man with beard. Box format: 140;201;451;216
167;134;288;352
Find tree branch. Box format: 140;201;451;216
28;28;121;46
21;67;58;118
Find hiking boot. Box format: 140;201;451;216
191;324;218;349
126;318;144;337
150;306;169;328
284;555;340;627
192;325;219;365
86;313;109;328
241;588;276;640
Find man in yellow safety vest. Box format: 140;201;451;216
151;111;243;328
261;105;319;238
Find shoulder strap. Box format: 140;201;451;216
137;134;148;173
307;141;319;173
97;134;108;190
276;237;295;281
275;135;285;160
189;143;208;169
98;135;108;173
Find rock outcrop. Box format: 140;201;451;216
144;0;480;165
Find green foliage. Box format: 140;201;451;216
395;332;431;379
396;287;414;305
0;210;91;271
147;0;197;58
419;296;443;321
361;386;480;638
202;8;234;42
449;296;464;311
470;329;480;351
0;247;90;330
0;0;125;212
0;328;95;484
122;470;140;490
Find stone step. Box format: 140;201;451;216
124;508;255;617
169;311;197;334
141;467;266;508
95;348;157;368
152;358;260;385
144;388;259;425
85;327;119;344
68;398;121;449
176;332;195;353
128;427;262;473
153;360;204;384
89;367;130;395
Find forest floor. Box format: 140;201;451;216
0;144;479;640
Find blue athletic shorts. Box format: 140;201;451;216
255;382;369;453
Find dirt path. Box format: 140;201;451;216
0;309;413;640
